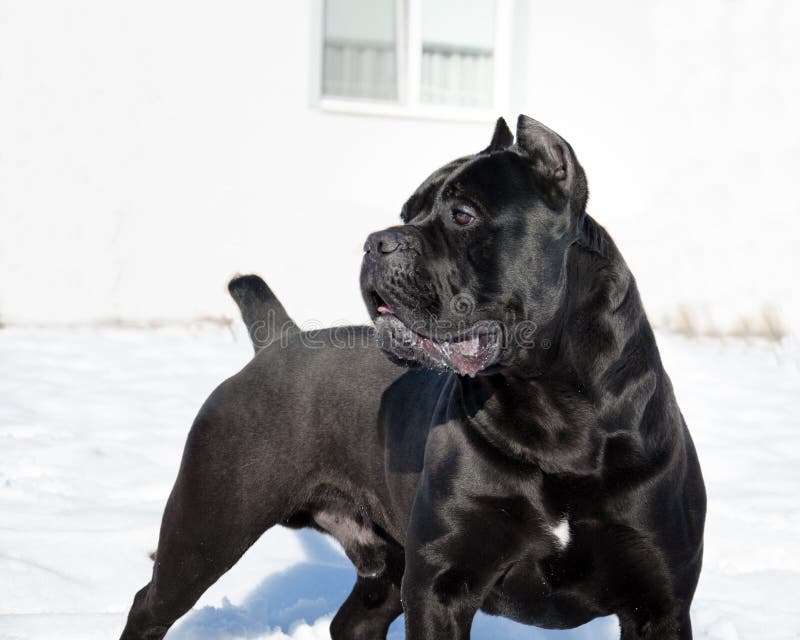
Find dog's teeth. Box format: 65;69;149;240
462;338;479;358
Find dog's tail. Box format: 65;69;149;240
228;274;297;353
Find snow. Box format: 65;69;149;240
0;326;798;639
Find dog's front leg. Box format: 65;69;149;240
400;471;528;640
401;567;482;640
402;548;488;639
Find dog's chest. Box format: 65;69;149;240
468;377;601;474
481;515;610;628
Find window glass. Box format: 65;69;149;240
323;0;398;101
420;0;495;107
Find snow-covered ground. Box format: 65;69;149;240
0;326;798;640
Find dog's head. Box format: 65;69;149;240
360;115;588;377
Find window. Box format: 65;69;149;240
419;0;495;108
318;0;510;120
322;0;398;101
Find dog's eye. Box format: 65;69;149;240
451;207;475;226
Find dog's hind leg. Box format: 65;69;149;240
119;502;270;640
330;575;403;640
310;502;405;639
119;389;295;640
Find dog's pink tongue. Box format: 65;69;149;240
377;304;394;315
450;354;484;378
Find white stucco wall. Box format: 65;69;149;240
1;0;799;335
512;0;800;336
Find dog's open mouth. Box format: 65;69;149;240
370;296;502;378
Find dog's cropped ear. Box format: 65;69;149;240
484;117;514;152
516;115;587;213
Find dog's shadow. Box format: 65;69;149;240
169;529;618;640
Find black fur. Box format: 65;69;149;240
120;115;705;640
228;274;297;352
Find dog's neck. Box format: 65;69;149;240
561;214;662;386
458;215;678;470
487;217;669;402
574;212;611;259
499;214;649;381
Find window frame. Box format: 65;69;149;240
312;0;512;122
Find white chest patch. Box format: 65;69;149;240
550;517;571;549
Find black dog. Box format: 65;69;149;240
120;115;706;640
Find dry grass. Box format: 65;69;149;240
662;304;787;342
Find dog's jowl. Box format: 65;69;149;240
120;116;706;640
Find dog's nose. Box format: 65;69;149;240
364;230;401;255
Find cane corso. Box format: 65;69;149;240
120;115;706;640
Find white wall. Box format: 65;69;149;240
510;0;800;336
1;0;799;336
0;1;493;327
